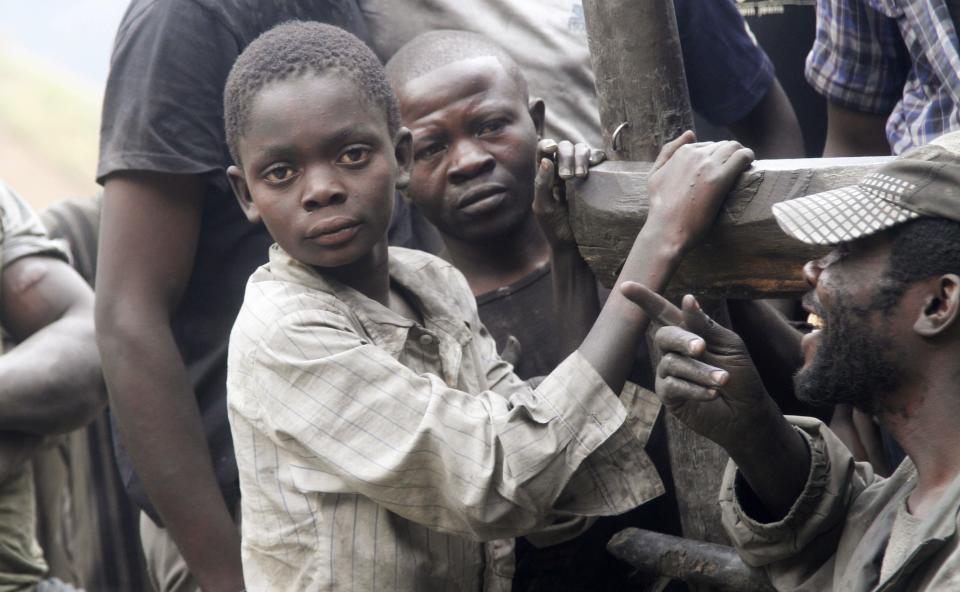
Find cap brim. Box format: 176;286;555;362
772;185;920;245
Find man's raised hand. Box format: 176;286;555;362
533;139;604;247
619;281;775;453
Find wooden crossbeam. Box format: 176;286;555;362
569;156;892;297
607;528;775;592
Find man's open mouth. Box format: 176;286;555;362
807;313;824;330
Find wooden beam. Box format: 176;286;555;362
582;0;744;566
607;528;775;592
569;156;892;297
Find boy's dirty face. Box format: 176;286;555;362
397;56;541;243
228;74;407;270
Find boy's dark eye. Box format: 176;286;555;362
415;142;446;161
263;165;296;183
338;147;371;165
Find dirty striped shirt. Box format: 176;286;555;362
227;245;663;591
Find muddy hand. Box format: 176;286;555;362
619;281;774;451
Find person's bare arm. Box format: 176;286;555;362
96;172;243;592
822;101;890;157
533;140;603;357
578;132;754;393
0;255;102;433
727;79;804;159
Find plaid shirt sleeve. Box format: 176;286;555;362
805;0;911;115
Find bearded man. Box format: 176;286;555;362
622;131;960;590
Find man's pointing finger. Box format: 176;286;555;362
619;281;684;326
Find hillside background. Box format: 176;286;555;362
0;0;128;209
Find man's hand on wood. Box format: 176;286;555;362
533;139;604;248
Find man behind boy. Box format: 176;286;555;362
223;21;754;591
385;31;602;380
384;31;675;590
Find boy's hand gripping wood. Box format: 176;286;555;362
577;132;753;394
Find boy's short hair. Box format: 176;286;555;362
385;30;529;100
224;21;401;164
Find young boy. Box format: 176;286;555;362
385;31;603;380
224;21;753;591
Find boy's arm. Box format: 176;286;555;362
96;172;244;592
577;132;754;393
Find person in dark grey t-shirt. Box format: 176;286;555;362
95;4;438;591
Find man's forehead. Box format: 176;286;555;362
398;57;522;122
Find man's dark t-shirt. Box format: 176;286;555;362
480;267;675;592
96;0;374;523
476;264;561;380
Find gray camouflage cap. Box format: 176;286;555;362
772;132;960;245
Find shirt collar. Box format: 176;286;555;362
266;244;473;352
866;459;960;590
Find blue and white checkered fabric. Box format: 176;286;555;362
806;0;960;154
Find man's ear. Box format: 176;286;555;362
226;165;261;225
913;274;960;337
528;98;545;138
394;127;413;191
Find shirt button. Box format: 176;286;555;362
419;334;435;346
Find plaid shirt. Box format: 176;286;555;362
806;0;960;154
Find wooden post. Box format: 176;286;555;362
581;0;739;558
577;0;892;586
607;528;775;592
581;0;693;161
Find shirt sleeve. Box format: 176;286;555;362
719;416;881;574
523;382;665;547
804;0;910;115
247;306;646;542
0;182;69;267
97;0;240;183
675;0;775;126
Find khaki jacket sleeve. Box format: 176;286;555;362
719;416;883;585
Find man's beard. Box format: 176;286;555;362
794;299;904;415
